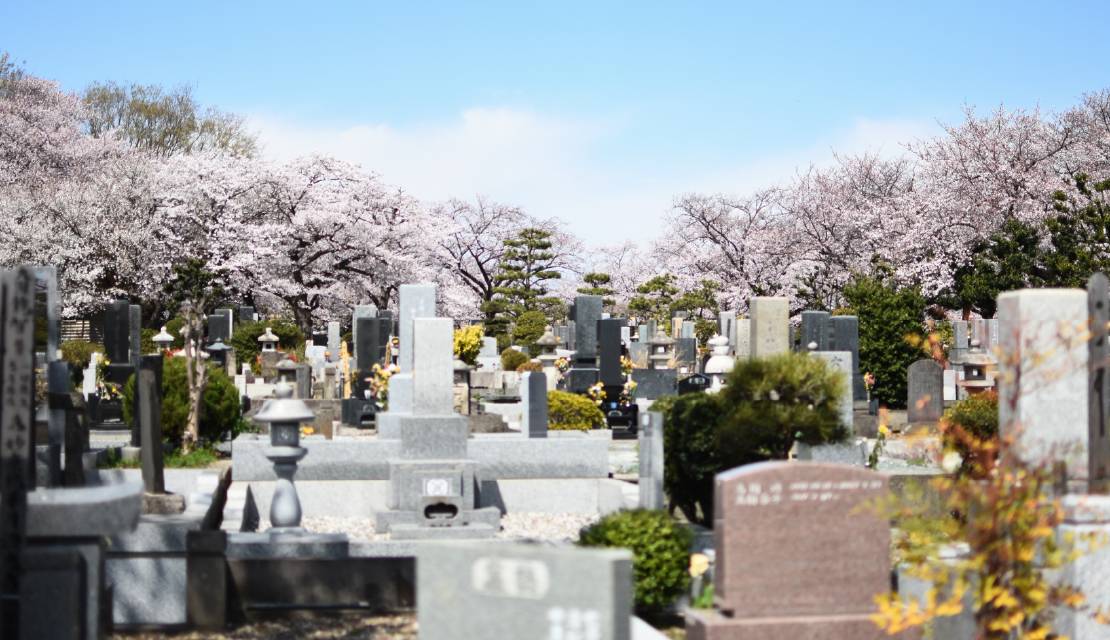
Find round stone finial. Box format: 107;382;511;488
274;381;294;399
970;339;981;348
808;341;818;351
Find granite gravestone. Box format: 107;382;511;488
733;318;750;360
950;320;970;364
566;296;602;393
327;321;341;363
998;289;1089;490
907;359;944;424
138;367;164;495
687;462;892;640
351;305;377;369
749;297;789;358
638;412;664;510
521;372;548;439
418;542;633;640
799;310;830;352
103;300;130;364
0;268;36;638
829;315;865;401
674;338;697;374
598;318;624;387
1090;273;1110;492
719;311;736;352
206;313;229;344
815;351;854;431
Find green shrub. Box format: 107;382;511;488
718;352;849;462
941;391;999;475
229;319;304;374
658;392;725;524
163;316;186;349
100;445;219;469
500;347;529;371
579;509;692;613
512;310;547;353
548;390;606;431
122;357;242;446
453;325;484;366
841;273;927;408
516;361;542;373
60;340;103;384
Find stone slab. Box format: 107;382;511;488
749;297;789;358
418;541;633;640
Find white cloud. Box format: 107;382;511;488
248;110;938;247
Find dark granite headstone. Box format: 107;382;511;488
0;267;36;636
687;462;891;639
598;318;624;387
238;305;256;324
573;296;602;363
138;368;164;494
829;315;864;400
62;392;86;487
1089;273;1110;492
207;314;229;344
678;373;711;395
631;369;677;400
907;359;943;423
799;310;830;351
355;317;390;373
103;299;130;363
296;364;312;399
674;337;697;373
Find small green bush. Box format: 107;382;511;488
659;392;725;524
579;509;692;613
841;272;927;408
60;340;103;384
229;319;304;374
512;310;547;353
500;347;529;371
941;391;999;475
122;357;242;446
548;390;606;431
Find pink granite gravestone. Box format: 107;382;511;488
687;461;909;640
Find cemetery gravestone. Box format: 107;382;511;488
998;289;1089;489
719;311;736;352
638;412;664;510
829;315;865;400
799;310;830;352
749;297;789;358
566;296;602;393
419;542;633;640
327;321;340;363
521;372;548;439
0;267;36;637
951;320;970;364
733;318;750;360
687;462;892;639
814;351;854;431
351;305;377;369
907;359;944;423
598;318;625;386
674;337;697;374
1089;273;1110;491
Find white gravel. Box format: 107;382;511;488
274;512;599;543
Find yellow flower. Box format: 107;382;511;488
689;553;710;578
878;424;891;438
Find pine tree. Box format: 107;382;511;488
577;272;616;311
481;228;562;346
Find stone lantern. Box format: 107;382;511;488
703;334;735;392
275;357;299;393
253;381;313;531
535;326;561;391
648;327;675;370
206;340;232;371
258;327;280;352
958;339;997;396
152;326;174;353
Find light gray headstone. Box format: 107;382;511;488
734;318;751;360
1089;274;1110;492
399;284;437;373
943;369;957;402
418;542;633;640
749;298;789;358
521;372;548;438
638;411;664;510
719;311;736;350
327;321;341;362
815;351;854;431
412;317;455;416
680;322;695;339
620;326;631;347
998;289;1088;488
907;359;944;423
951;320;969;364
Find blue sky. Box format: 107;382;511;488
4;1;1109;245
